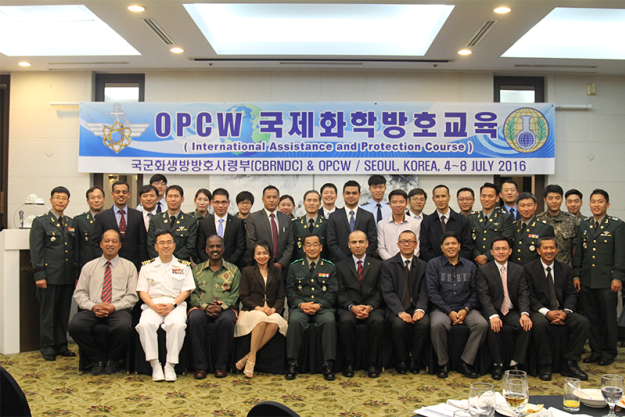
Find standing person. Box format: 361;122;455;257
500;179;521;220
30;186;79;361
407;188;428;246
74;186;105;269
235;241;287;378
511;193;555;265
327;180;378;262
537;185;578;266
565;189;587;221
136;174;167;213
279;195;296;219
457;188;475;217
380;230;430;375
188;235;240;379
136;230;196;382
320;183;339;219
190;188;212;221
337;231;385;378
420;185;473;262
138;184;158;232
292;190;328;261
245;186;294;271
147;185;198;261
377;189;420;260
426;231;488;379
69;229;138;375
91;180;148;271
468;183;514;266
573;189;625;366
476;236;532;380
360;175;391;223
236;191;255;227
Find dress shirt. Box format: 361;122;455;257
503;204;517;216
214;214;228;236
361;200;392;222
345;205;359;223
189;260;241;310
264;208;280;235
74;256;139;312
323;207;336;219
141;209;156;231
377;215;420;260
426;256;479;314
113;205;128;228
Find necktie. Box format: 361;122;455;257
357;260;363;285
119;209;127;236
441;215;447;232
102;261;112;303
376;203;383;223
218;218;224;237
500;265;511;316
522;222;527;230
595;221;600;230
546;266;559;310
401;260;412;310
156;201;162;214
58;216;64;232
147;212;153;219
309;261;316;273
270;213;279;259
349;210;355;232
484;214;489;223
170;215;176;230
308;218;315;233
510;208;515;219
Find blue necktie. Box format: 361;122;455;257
349;210;355;232
218;218;224;237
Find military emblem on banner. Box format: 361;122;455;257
85;103;149;153
504;107;549;154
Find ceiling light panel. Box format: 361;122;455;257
502;7;625;60
0;5;140;56
184;3;454;56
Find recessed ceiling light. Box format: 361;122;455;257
128;5;145;12
458;49;472;55
494;7;511;14
18;61;31;67
170;47;184;53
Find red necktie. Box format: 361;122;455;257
102;261;112;303
357;260;364;285
119;209;127;236
270;213;279;259
500;265;510;316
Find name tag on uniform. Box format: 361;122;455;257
172;268;184;275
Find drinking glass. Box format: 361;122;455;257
601;374;624;417
503;378;529;417
503;369;527;385
563;378;581;412
469;383;496;417
454;410;472;417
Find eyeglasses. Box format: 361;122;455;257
410;197;426;202
213;201;229;205
156;240;174;246
399;240;417;245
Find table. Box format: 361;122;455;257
524;395;608;417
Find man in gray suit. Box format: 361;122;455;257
245;185;294;270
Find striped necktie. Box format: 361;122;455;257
102;261;112;303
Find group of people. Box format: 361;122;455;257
28;173;624;384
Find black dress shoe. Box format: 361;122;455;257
599;357;614;366
104;360;119;375
285;363;297;380
342;363;354;378
409;360;420;375
437;363;449;378
368;366;380;378
322;363;335;381
42;354;56;361
538;364;552;381
492;365;503;381
91;361;105;375
561;360;588;381
458;361;478;379
395;361;407;375
59;350;76;357
583;353;601;363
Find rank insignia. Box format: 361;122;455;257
529;245;535;252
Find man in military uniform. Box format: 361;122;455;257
511;192;554;265
537;185;578;266
469;183;514;266
292;190;328;261
148;185;198;261
573;189;625;366
29;186;79;361
74;186;105;269
285;234;338;381
565;189;587;221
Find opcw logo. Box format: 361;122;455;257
85;104;149;153
504;108;549;154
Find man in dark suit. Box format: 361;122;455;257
246;185;294;270
197;188;245;265
525;237;589;381
511;192;555;265
380;230;429;375
476;236;532;380
91;180;148;271
74;186;105;269
293;190;328;261
500;179;521;220
337;230;384;378
420;185;473;261
327;180;378;262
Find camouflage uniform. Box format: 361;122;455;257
536;211;578;266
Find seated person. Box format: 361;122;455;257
285;234;338;381
188;235;241;379
381;230;430;375
426;231;488;379
69;229;138;375
135;230;195;382
476;236;532;380
235;241;288;378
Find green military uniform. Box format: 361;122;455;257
292;214;328;261
286;258;338;361
536;210;578;266
573;215;625;361
29;211;79;357
511;217;555;265
147;211;198;261
468;207;513;262
74;211;97;268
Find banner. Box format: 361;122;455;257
78;102;555;175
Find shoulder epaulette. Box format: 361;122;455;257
322;259;335;265
541;219;548;224
291;259;303;264
178;259;191;266
142;259;156;266
613;217;620;221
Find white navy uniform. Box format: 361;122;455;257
135;257;195;364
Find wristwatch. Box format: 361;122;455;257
172;302;178;309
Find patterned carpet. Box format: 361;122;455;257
2;343;624;417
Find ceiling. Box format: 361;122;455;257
1;0;625;75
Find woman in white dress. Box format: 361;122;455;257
235;241;287;378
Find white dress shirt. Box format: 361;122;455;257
377;214;420;260
323;206;336;219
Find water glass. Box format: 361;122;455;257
453;410;472;417
601;374;624;417
563;378;581;412
469;383;496;417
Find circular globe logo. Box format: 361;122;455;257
504;108;549;153
223;104;270;156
